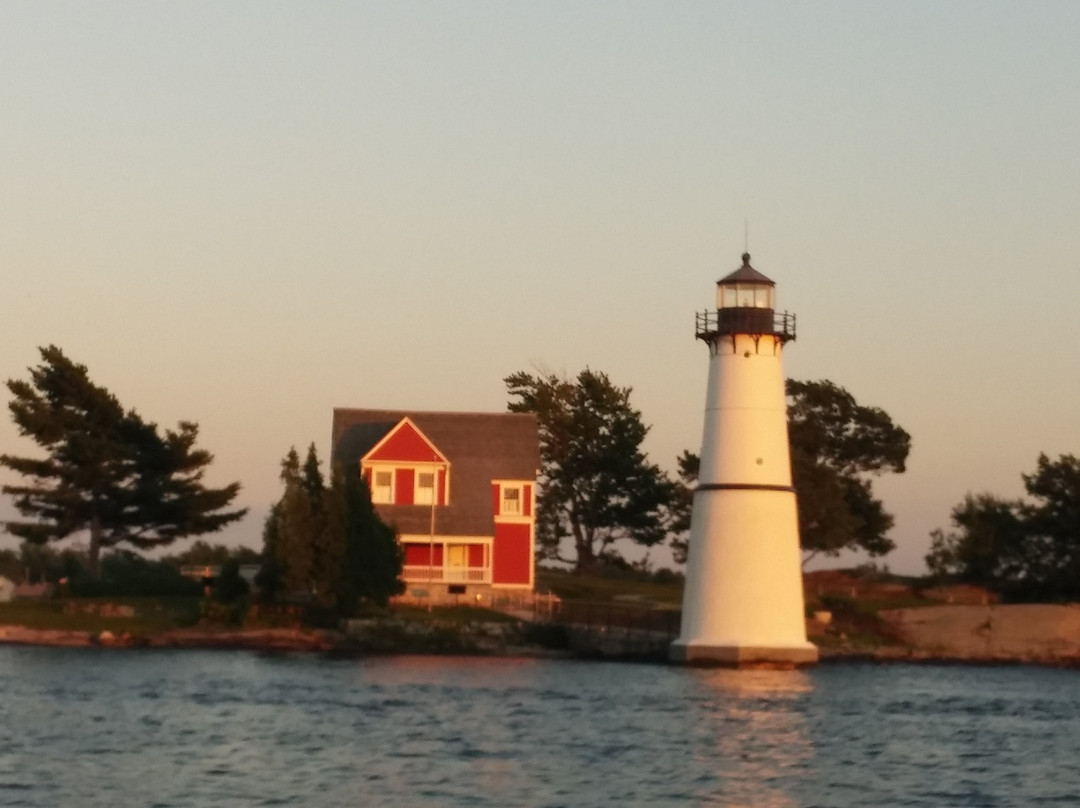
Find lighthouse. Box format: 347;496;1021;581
670;253;818;667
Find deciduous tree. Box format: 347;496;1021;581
929;454;1080;600
1;346;247;576
925;493;1027;586
673;378;910;564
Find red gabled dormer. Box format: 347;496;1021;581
361;417;449;506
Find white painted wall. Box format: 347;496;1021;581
675;332;816;663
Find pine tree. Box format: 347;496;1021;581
269;448;316;596
303;444;345;609
1;346;246;576
505;368;676;571
260;446;402;613
337;463;403;611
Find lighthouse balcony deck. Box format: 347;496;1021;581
695;309;796;342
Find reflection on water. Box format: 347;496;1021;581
691;669;814;808
2;647;1080;807
695;666;813;696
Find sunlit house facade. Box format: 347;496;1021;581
331;409;539;597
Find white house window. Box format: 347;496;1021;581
502;485;522;515
415;471;436;505
372;470;393;504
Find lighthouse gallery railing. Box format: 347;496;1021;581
695;309;796;342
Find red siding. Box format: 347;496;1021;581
523;484;532;517
493;523;531;585
395;468;414;505
404;543;443;566
367;420;443;463
468;544;485;568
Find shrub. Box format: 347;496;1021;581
69;551;202;598
213;559;250;603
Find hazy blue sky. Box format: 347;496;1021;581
3;2;1079;573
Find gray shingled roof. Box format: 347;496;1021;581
331;409;540;537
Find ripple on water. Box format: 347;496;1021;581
1;650;1080;807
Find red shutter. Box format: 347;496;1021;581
523;484;532;517
395;468;414;505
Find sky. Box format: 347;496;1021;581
2;2;1079;574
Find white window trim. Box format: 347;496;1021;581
501;484;523;516
414;469;436;505
371;467;394;504
367;462;450;506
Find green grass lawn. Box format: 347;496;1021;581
392;604;521;624
537;568;683;608
0;597;201;634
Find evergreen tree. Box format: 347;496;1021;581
304;444;346;609
785;379;910;563
1;346;246;576
254;508;285;603
506;369;677;572
336;463;403;611
260;447;402;612
268;448;316;596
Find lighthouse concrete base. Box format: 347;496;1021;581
669;640;819;668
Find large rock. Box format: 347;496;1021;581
879;604;1080;663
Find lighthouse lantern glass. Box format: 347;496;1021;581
717;282;774;310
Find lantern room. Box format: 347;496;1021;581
695;252;796;345
715;253;776;310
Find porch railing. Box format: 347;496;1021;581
402;565;491;584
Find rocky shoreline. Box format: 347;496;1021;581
0;624;338;652
4;603;1080;668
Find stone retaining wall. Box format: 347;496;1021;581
879;604;1080;663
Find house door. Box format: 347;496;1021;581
446;544;468;582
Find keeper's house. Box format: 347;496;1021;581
331;409;540;596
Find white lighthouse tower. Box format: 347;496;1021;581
671;253;818;667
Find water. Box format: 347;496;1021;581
1;647;1079;807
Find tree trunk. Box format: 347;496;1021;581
574;528;597;573
566;509;591;573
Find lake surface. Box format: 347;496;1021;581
1;647;1078;807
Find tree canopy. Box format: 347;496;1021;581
1;346;246;575
927;453;1080;600
160;540;261;569
673;378;910;564
786;379;910;563
260;444;403;612
505;369;676;572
